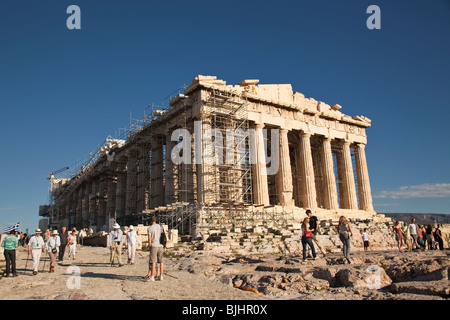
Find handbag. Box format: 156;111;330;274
304;229;313;238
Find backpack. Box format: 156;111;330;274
160;224;167;247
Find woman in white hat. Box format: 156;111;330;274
67;230;77;260
28;229;46;275
46;230;61;272
126;225;141;265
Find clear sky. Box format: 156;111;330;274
1;0;449;232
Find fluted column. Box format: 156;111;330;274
252;123;270;206
354;143;374;211
321;137;339;210
150;136;164;208
276;128;294;206
164;132;176;205
340;141;359;209
298;132;317;209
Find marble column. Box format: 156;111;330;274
115;170;127;220
276;128;294;206
164;132;176;205
340;141;359;210
252;123;270;206
298;132;317;209
320;137;339;210
354;143;374;211
150;136;164;208
106;175;117;226
125;149;138;216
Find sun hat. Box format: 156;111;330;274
113;223;120;229
52;230;59;235
129;225;134;230
35;228;42;233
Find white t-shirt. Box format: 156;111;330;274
409;223;417;235
147;224;163;247
68;235;77;246
126;230;140;246
28;235;45;250
362;232;369;241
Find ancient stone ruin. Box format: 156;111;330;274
39;75;390;237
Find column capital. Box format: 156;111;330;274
299;131;311;138
254;122;265;130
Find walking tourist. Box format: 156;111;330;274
28;229;46;275
43;229;50;242
144;215;166;281
338;216;353;263
305;209;325;256
301;217;318;261
393;221;405;252
126;225;141;265
403;222;412;251
426;225;434;250
59;226;69;262
109;223;124;267
1;230;19;277
408;219;419;250
46;230;60;272
68;230;77;260
361;228;370;252
434;224;444;250
417;225;425;250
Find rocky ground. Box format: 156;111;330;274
0;245;448;300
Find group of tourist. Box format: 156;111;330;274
108;215;166;282
2;212;445;279
1;215;167;282
1;227;79;277
392;218;445;252
300;211;446;264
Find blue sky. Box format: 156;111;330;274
1;0;449;232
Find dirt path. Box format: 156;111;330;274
0;246;268;300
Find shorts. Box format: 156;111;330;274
149;246;164;264
364;241;369;248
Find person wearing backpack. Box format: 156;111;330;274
144;215;167;281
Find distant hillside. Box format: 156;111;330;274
383;213;450;225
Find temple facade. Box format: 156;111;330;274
40;75;383;234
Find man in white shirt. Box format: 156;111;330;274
125;225;141;265
408;218;419;249
28;229;46;275
109;223;124;267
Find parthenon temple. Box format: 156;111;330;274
40;75;385;234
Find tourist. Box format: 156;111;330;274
46;230;60;272
403;222;412;252
434;224;444;250
28;229;46;275
417;225;425;250
59;226;69;262
393;221;405;252
305;209;325;256
109;223;124;267
338;216;353;263
301;217;318;261
408;219;419;250
144;215;166;281
126;225;141;265
68;230;77;260
426;224;434;250
361;228;370;252
44;229;50;242
1;230;19;277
